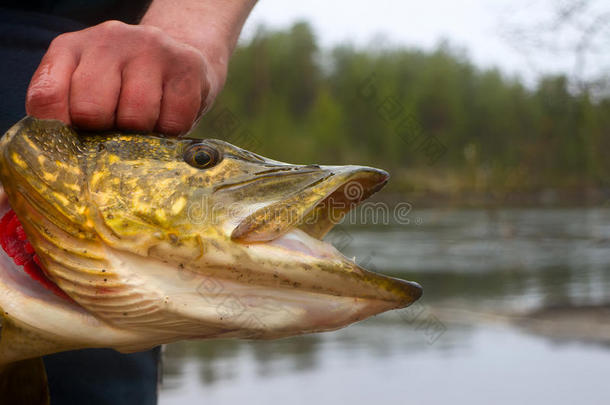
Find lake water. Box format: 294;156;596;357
159;208;610;405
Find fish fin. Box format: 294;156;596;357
0;357;49;405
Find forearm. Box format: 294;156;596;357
140;0;257;70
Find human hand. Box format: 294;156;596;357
26;20;226;135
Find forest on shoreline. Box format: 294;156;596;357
194;22;610;206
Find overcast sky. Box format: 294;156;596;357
241;0;607;86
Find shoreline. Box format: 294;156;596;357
374;188;610;209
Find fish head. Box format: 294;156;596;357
0;117;422;358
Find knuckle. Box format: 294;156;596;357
93;20;131;43
99;20;127;33
48;33;71;49
139;24;164;42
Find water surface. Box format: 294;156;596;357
160;208;610;405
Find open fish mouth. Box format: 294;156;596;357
232;166;390;243
228;165;423;315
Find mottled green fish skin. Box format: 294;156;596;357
0;116;422;353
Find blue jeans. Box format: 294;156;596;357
44;348;160;405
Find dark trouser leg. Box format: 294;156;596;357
44;348;161;405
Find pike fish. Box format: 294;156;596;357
0;117;422;402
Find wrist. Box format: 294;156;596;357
143;24;231;65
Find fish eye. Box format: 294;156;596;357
183;144;221;169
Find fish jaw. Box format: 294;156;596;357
230;165;390;242
101;228;422;340
124;166;423;339
218;165;422;337
232;229;423;338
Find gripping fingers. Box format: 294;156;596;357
26;46;78;124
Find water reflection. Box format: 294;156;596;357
341;208;610;309
162;317;478;388
160;208;610;405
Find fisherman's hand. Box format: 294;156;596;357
26;20;227;135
